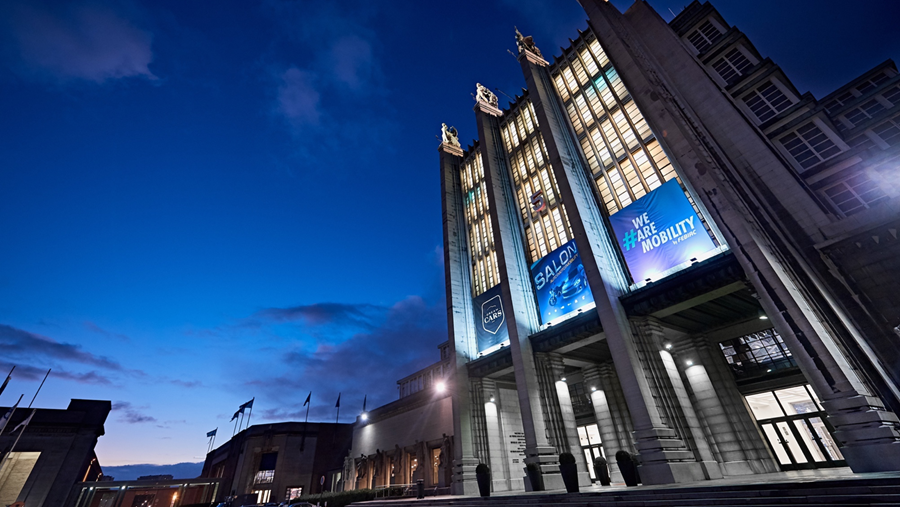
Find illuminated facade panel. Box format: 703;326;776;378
500;100;573;265
460;150;500;297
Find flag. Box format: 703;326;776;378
12;409;34;433
240;398;254;411
230;409;240;422
335;393;341;408
303;392;311;406
207;428;217;438
0;396;21;434
362;394;367;412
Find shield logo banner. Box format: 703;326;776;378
481;295;504;335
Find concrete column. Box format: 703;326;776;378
481;379;510;491
584;366;624;483
540;354;592;486
677;334;778;475
693;332;779;474
473;99;562;489
439;141;481;494
578;0;900;472
630;318;722;479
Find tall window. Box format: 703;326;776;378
823;90;855;115
550;31;718;246
460;150;500;296
686;20;723;53
744;81;792;122
780;122;842;171
500;100;573;264
712;47;754;84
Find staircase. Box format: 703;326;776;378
355;474;900;506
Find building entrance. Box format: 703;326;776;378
745;385;845;470
576;424;605;481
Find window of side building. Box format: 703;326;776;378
742;79;795;123
778;120;845;172
686;19;725;54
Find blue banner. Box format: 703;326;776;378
530;239;595;324
609;179;716;283
473;283;508;353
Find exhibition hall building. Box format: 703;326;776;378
342;0;900;497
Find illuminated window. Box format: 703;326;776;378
499;99;572;265
285;487;303;501
459;150;500;296
780;122;842;171
712;47;754;84
687;20;723;53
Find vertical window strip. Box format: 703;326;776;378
587;39;610;68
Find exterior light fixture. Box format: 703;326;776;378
489;396;495;403
590;386;596;392
685;360;694;366
758;310;768;320
664;343;673;350
436;381;447;393
361;413;368;421
560;377;567;382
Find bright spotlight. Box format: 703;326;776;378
436;381;447;393
361;413;368;421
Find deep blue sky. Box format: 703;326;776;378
1;0;898;467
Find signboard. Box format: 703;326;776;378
472;283;508;353
608;179;716;283
530;239;595;324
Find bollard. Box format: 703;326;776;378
416;479;424;499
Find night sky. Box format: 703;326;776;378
1;0;898;468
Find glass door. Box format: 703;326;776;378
577;424;605;481
745;385;845;471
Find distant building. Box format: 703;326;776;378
431;0;900;495
200;421;352;505
0;399;110;507
341;342;452;493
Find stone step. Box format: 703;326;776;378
355;476;900;507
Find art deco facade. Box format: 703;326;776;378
439;0;900;494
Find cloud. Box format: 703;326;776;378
249;295;447;421
112;401;157;424
275;67;321;127
84;321;131;342
0;361;113;386
330;35;376;91
1;0;155;83
254;302;383;328
0;324;124;371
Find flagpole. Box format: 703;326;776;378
0;365;14;399
335;393;341;424
233;415;239;437
0;408;35;471
245;398;254;431
0;394;24;435
28;369;50;408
